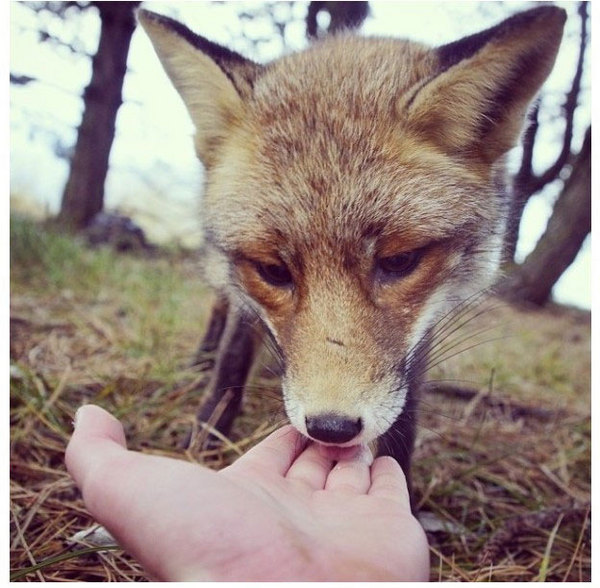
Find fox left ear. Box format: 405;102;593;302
402;6;566;163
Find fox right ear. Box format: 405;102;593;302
137;10;262;166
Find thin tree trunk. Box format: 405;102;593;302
306;1;369;38
497;127;590;306
58;2;139;230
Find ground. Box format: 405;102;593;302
10;216;590;581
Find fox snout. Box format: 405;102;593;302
284;370;399;448
277;298;415;448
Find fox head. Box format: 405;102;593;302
139;7;565;449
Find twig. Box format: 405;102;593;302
10;503;44;581
562;504;590;581
423;382;560;421
477;505;590;565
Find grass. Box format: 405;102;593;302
10;216;590;581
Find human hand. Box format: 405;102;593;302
65;405;429;581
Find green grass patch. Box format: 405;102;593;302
11;215;213;382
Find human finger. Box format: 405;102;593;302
65;406;216;580
285;442;333;491
367;456;411;507
323;445;373;494
65;404;128;492
233;425;307;476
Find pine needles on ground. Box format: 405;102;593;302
10;217;590;581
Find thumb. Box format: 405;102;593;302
65;404;128;494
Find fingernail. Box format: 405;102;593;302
73;405;88;429
358;445;374;466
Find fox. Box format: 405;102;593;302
138;6;565;495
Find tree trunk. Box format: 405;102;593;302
306;1;369;38
58;2;139;230
497;127;590;306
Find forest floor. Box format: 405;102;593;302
10;216;591;581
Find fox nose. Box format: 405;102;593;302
305;413;362;444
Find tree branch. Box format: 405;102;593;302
10;73;37;86
37;28;93;56
514;99;540;190
504;1;589;262
527;1;588;195
25;1;91;18
497;126;591;306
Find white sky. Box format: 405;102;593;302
9;1;591;308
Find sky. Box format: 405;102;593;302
9;1;591;309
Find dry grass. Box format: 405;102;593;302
10;216;590;581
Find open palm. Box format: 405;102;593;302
66;405;429;581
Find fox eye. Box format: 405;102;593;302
377;250;422;278
256;261;293;288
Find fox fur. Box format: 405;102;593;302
138;6;565;484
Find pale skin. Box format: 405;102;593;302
65;405;430;581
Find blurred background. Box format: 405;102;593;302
9;4;591;581
10;0;591;308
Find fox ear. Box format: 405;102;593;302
137;10;261;165
403;6;566;163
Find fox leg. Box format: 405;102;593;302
376;394;417;510
376;336;430;511
194;304;258;445
193;296;230;364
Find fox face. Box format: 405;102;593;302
139;8;565;450
206;98;503;446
